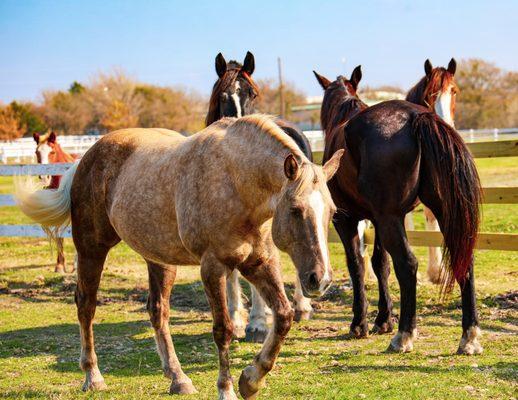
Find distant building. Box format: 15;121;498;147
292;91;405;130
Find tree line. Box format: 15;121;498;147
0;58;516;140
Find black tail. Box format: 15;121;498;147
414;113;481;292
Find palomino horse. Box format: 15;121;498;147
208;52;315;343
33;131;76;273
313;67;482;354
16;115;343;399
406;58;458;284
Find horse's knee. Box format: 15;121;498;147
213;323;234;347
147;298;167;330
274;306;293;337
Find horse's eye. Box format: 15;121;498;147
221;93;229;100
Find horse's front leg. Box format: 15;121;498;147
226;269;247;338
245;285;270;342
333;213;369;337
238;253;294;400
423;206;442;284
201;253;238;400
293;275;313;321
55;237;66;273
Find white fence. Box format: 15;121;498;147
1;128;517;163
303;127;518;152
0;135;101;164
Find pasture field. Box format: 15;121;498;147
0;157;517;399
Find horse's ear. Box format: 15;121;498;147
313;71;331;90
215;53;227;78
322;149;344;181
48;132;57;143
284;154;300;181
424;59;433;77
448;58;457;75
33;133;40;144
242;51;255;75
350;65;362;90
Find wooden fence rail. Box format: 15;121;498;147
0;139;517;251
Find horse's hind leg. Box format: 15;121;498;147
75;247;110;391
370;229;394;335
238;252;293;400
376;216;418;352
146;262;197;394
456;263;483;354
201;253;238;400
55;237;65;273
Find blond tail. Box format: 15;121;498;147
14;162;79;239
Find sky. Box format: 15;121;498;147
0;0;517;103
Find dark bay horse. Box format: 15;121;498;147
406;58;458;284
33;131;76;273
313;67;482;354
208;52;315;343
16;115;343;399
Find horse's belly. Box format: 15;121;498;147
111;212;199;265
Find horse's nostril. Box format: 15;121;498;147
308;272;319;289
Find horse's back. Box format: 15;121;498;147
344;100;424;214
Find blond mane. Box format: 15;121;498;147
229;114;304;158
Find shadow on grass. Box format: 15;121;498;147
0;320;221;377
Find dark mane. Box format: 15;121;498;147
406;68;456;109
320;77;368;136
206;62;259;126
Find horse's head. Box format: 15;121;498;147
313;66;365;132
33;131;57;165
206;51;259;125
409;58;458;126
272;149;344;298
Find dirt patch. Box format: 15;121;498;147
493;291;518;310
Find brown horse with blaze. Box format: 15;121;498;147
33;131;76;273
406;58;459;284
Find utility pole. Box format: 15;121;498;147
277;57;285;118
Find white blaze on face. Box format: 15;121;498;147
308;190;331;291
435;85;454;127
231;81;242;118
38;143;52;164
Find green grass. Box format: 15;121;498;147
0;158;516;399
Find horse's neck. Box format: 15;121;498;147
221;137;287;222
323;97;363;141
54;144;75;163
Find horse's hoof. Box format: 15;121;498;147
372;318;394;335
245;326;269;343
457;327;483;355
82;379;107;392
386;330;416;353
293;309;313;322
218;387;239;400
233;327;246;339
349;322;369;338
169;380;198;395
238;366;264;400
55;264;65;274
